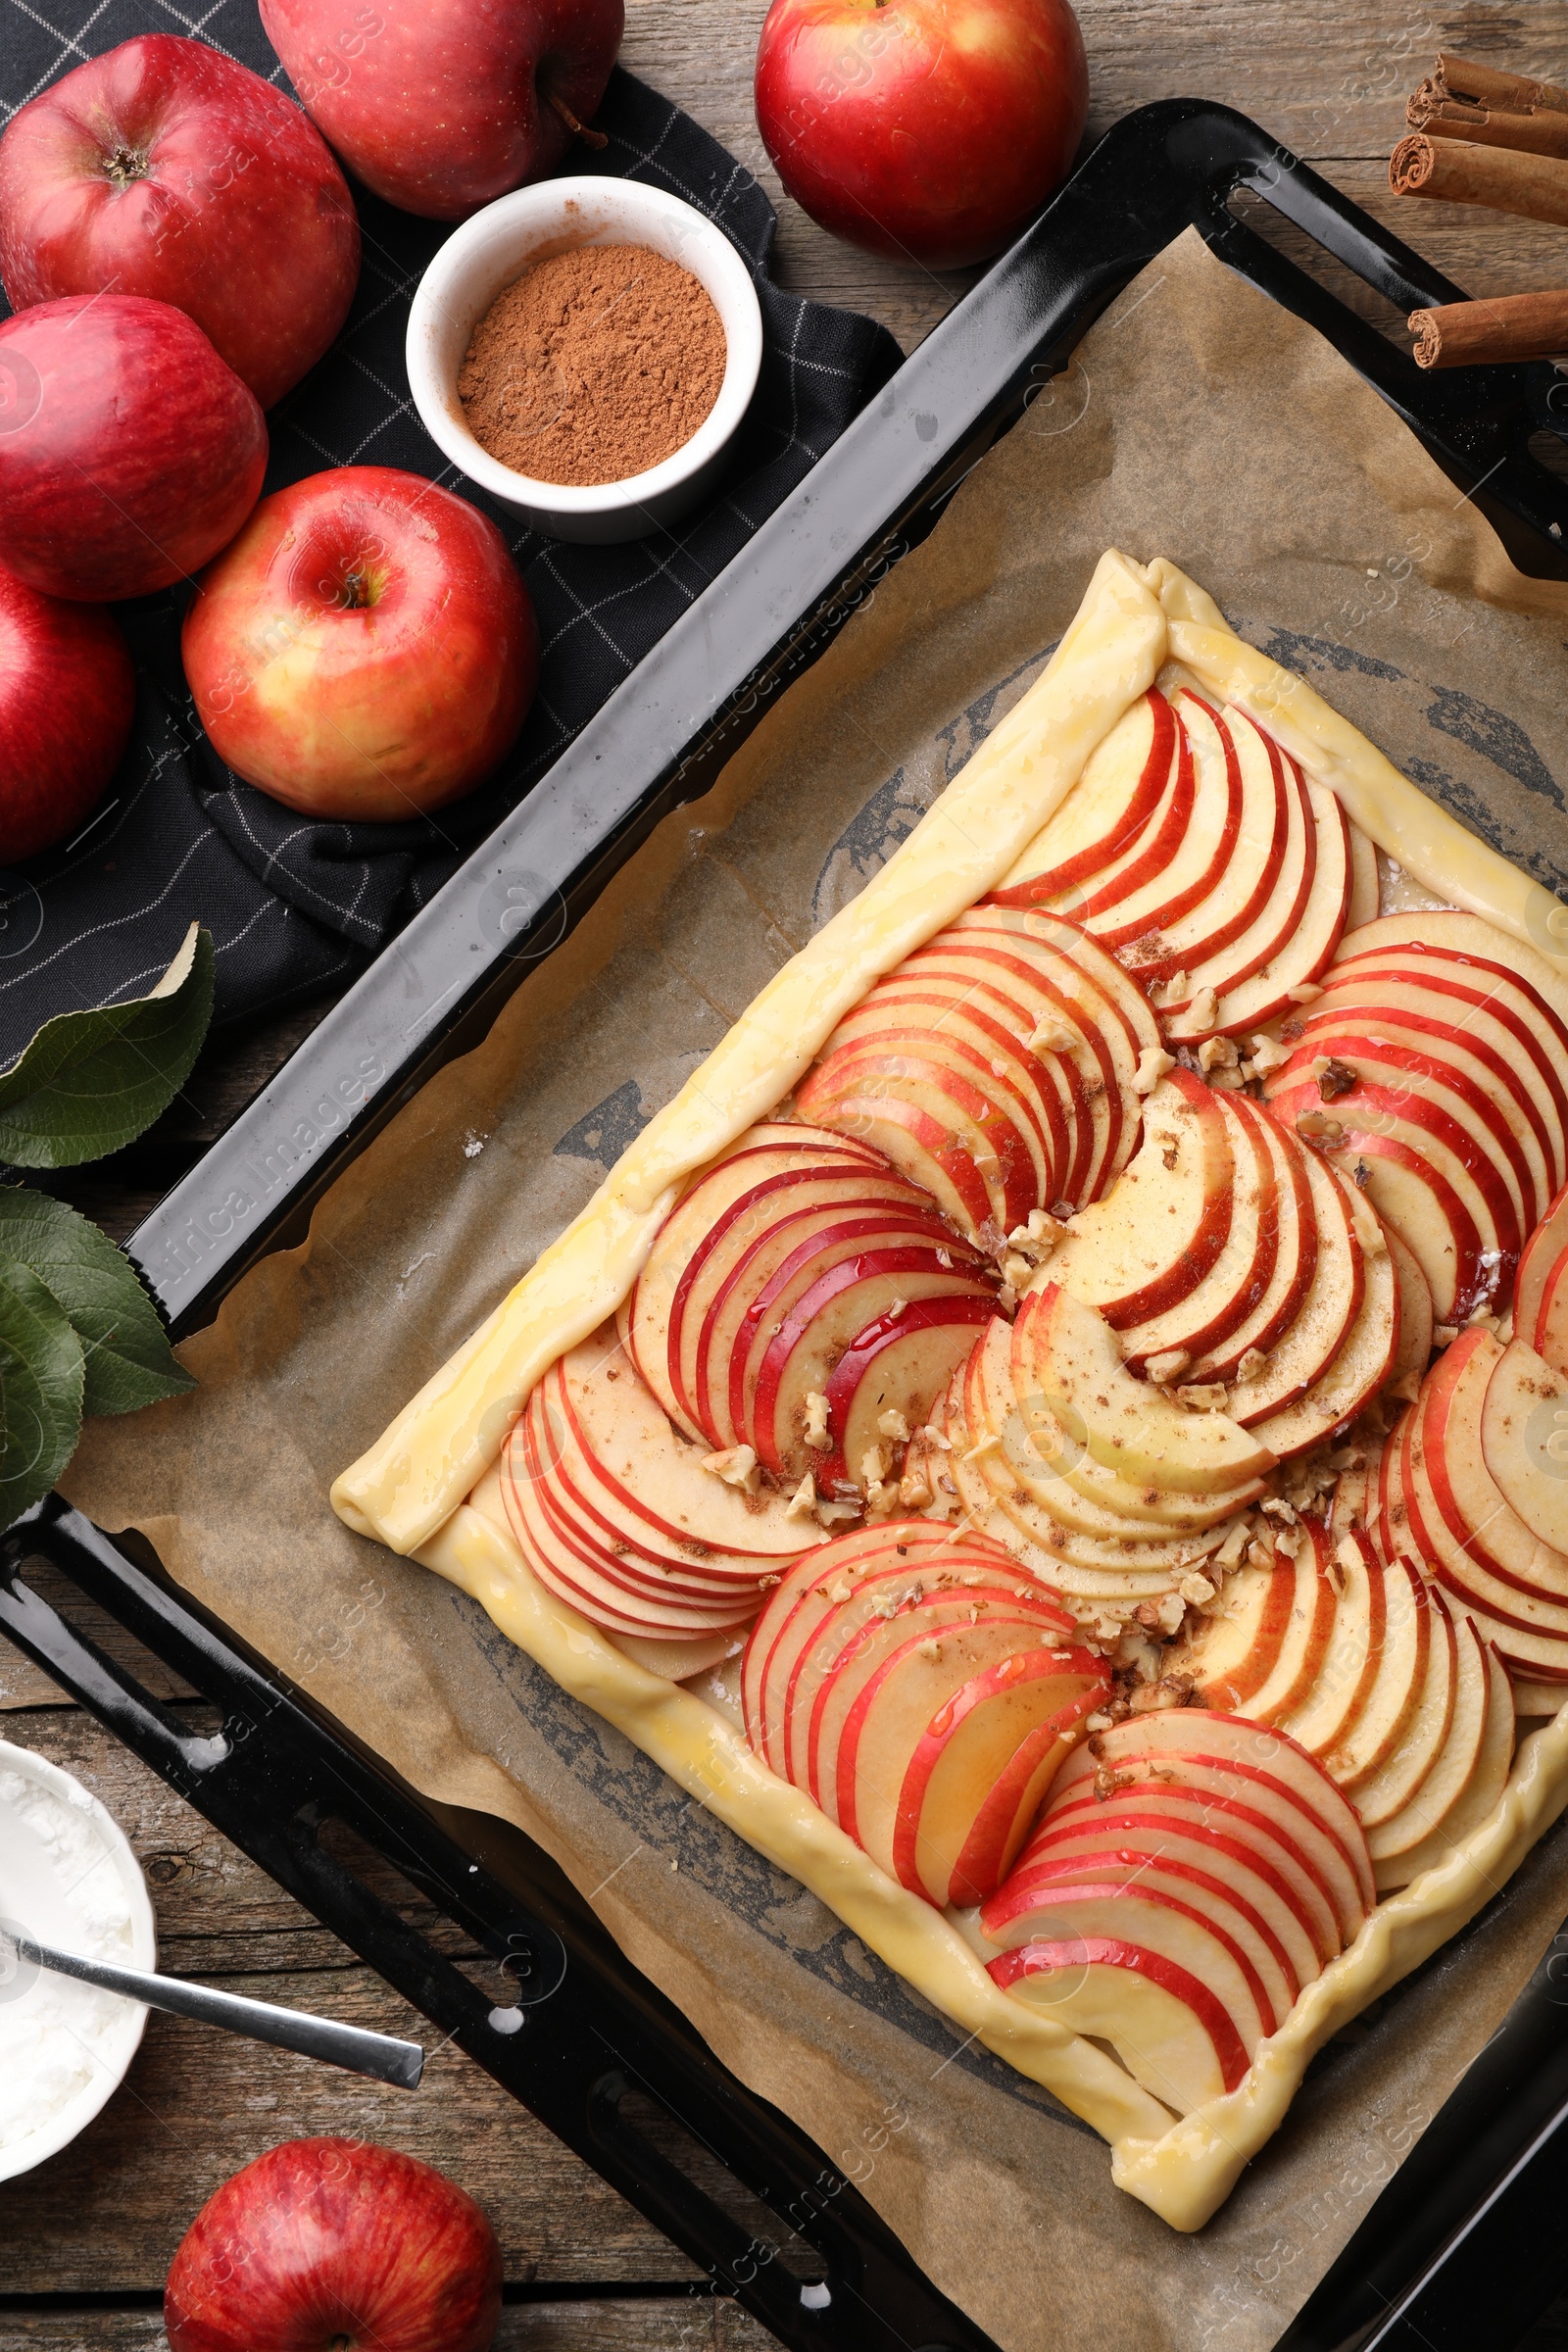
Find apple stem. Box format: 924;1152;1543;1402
339;570;372;610
546;90;609;149
103;143;150;189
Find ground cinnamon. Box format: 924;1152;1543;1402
1409;289;1568;368
458;244;727;488
1390;129;1568;226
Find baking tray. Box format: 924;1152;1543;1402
11;96;1568;2351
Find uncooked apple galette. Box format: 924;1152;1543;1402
334;551;1568;2229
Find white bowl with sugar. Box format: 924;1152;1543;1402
0;1740;156;2181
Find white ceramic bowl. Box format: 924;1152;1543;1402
406;178;764;545
0;1739;156;2182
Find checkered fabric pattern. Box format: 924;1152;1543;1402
0;6;903;1061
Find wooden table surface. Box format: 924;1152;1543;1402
15;2;1568;2345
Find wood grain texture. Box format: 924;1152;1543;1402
0;2301;780;2350
24;2;1568;2338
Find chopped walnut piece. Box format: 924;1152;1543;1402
1175;1382;1227;1411
702;1445;760;1494
1002;1252;1034;1293
785;1473;817;1520
1261;1496;1298;1524
1179;1571;1216;1605
1188;984;1220;1033
1129;1672;1197;1715
1295;1109;1346;1148
860;1443;891;1489
1133;1044;1176;1096
1433;1323;1460;1348
1248;1033;1291;1074
1146;1348;1191;1386
1214;1518;1251;1568
803;1391;831;1448
815;1499;861;1528
1236;1346;1269;1382
1279;1018;1305;1042
1315;1056;1359;1101
898;1463;932;1509
1028;1014;1078;1054
1199;1033;1240;1072
877;1407;910;1443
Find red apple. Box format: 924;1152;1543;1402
754;0;1089;270
0;566;134;861
260;0;625;221
165;2137;502;2352
181;466;538;820
0;37;360;412
0;295;267;603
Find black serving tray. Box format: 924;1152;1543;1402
11;97;1568;2352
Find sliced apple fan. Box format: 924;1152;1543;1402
338;552;1568;2231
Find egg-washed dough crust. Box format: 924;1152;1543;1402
334;550;1568;2230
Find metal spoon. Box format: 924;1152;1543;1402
4;1929;424;2089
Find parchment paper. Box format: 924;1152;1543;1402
61;229;1568;2352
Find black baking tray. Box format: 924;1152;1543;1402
10;97;1568;2352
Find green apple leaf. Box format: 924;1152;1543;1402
0;1189;194;1417
0;1255;84;1527
0;923;215;1169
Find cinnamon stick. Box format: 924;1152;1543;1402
1408;289;1568;368
1406;54;1568;160
1390;130;1568;226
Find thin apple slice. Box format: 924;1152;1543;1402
1265;1067;1513;1325
994;1844;1298;2019
1422;1329;1568;1599
830;985;1071;1192
821;1293;995;1491
719;1208;990;1454
1245;1182;1398;1461
1048;1708;1374;1924
1348;1577;1457;1833
1214;1148;1364;1427
1047;1070;1233;1330
1111;1090;1278;1372
1371;1627;1515;1888
846;1635;1107;1904
979;1880;1274;2050
1186;1102;1319;1384
994;695;1195;920
978;1315;1262;1535
1537;1247;1568;1382
1385;1228;1434;1404
1299;983;1561;1212
1292;1543;1431;1793
1347;822;1380;930
1399;1405;1568;1679
553;1342;806;1560
1331;910;1568;1044
938;1374;1210;1594
1013;1283;1276;1498
1111;693;1286;988
622;1125;885;1435
1167;753;1351;1040
1232;1521;1342;1722
1480;1336;1568;1555
989;1937;1245;2111
1036;1776;1343;1966
913;904;1161;1205
1017;1807;1321;1988
1518;1180;1568;1353
1328;950;1568;1205
674;1172;942;1436
741;1522;965;1774
1154;713;1311;1036
799;1041;1038;1235
1168;1545;1313;1715
1063;698;1245;952
1269;1527;1388;1766
1270;1035;1534;1267
744;1245;996;1485
973;687;1179;901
